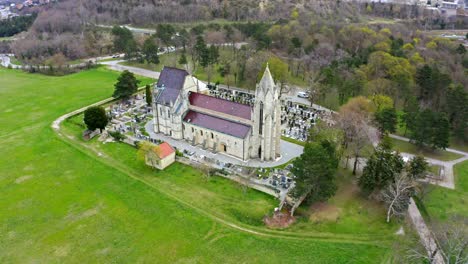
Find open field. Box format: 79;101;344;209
0;67;399;262
390;138;463;161
423;160;468;222
64;114;399;237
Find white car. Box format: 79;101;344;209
297;92;309;98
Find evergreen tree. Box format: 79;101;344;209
156;24;175;48
291;140;339;204
406;155;428;180
375;107;397;134
401;96;419;136
145;84;152;106
178;52;188;65
410;109;434;147
445;84;468;140
84;106;108;132
111;26;137;59
194;36;208;66
432;112;450;150
456;44;466;55
416;64;433;101
142;38;160;64
113;70;140;100
359;143;404;195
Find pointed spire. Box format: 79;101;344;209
258;63;276;95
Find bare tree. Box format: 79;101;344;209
337;97;374;175
381;173;415;223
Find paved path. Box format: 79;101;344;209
408;198;445;264
390;134;468;190
145;121;303;168
101;59;160;79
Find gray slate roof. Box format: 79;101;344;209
155;67;189;106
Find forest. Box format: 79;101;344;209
0;13;36;37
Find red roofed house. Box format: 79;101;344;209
145;142;176;170
152;65;281;161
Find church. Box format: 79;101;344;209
152;65;281;161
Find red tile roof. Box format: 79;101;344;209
184;110;251;138
157;142;175;159
188;92;252;120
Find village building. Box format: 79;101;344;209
152;65;281;161
145;142;176;170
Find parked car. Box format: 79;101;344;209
297;92;309;98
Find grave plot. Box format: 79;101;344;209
207;85;255;106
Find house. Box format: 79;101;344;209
152;65;282;161
145;142;176;170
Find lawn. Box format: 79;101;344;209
390;138;463;161
0;67;397;262
291;169;399;236
281;136;306;146
423;160;468;222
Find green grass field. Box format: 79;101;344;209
423;161;468;222
0;67;398;262
390;138;463;161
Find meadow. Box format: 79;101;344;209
0;67;398;263
423;161;468;222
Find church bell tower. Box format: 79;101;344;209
251;64;281;161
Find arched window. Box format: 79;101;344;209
259;102;264;135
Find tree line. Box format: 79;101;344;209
0;13;36;37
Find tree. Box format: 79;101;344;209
337;97;374;175
432;112;450;150
156;24;175;48
178;52;188;65
145;84;152;106
291;140;339;205
374;107;397;134
406;155;428;180
194;35;208;66
381;172;415;222
83;106;108;132
111;26;137;59
359;143;404;195
113;70;140;100
456;44;466;55
401;96;419;136
445;84;467;140
409;109;434;147
142;38;159;64
208;45;219;65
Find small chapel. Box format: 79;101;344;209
152;65;281;161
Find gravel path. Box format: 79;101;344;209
390;134;468;190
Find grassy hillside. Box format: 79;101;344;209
0;67;396;263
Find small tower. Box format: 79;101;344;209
251;64;281;161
